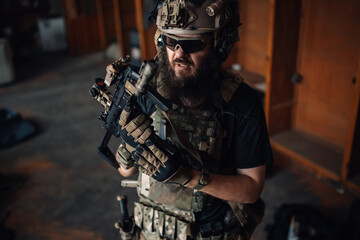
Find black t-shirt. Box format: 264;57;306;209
196;81;273;227
220;81;273;170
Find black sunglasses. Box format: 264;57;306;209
161;34;209;53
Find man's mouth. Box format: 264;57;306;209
175;62;190;68
173;58;192;69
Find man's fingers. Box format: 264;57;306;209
137;165;153;176
123;113;147;132
147;143;169;164
135;128;153;144
133;153;156;173
136;146;161;168
132;146;163;175
119;109;131;126
119;112;153;144
131;119;152;139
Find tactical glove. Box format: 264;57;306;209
118;108;207;188
132;140;193;185
116;143;134;169
119;109;153;145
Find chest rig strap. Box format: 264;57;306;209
220;70;243;103
161;110;203;166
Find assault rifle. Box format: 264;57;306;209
89;56;176;169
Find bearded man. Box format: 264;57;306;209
116;0;273;239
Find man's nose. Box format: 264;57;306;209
174;44;189;57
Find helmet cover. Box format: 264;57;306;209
155;0;240;61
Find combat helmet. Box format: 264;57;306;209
150;0;241;62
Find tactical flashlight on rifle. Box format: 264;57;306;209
89;56;177;169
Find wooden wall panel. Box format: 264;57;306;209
62;0;78;18
265;0;301;135
66;16;101;55
96;0;106;49
237;0;270;76
342;55;360;179
294;0;360;148
102;0;116;45
144;23;157;59
344;93;360;178
118;0;136;55
64;0;115;54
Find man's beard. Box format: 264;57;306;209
155;49;220;107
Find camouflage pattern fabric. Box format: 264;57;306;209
135;106;222;219
154;209;165;236
176;220;188;240
144;206;155;233
164;215;176;238
134;202;143;229
137;170;202;222
133;202;247;240
116;144;134;169
134;202;190;240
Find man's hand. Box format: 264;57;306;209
118;108;194;185
132;140;192;185
119;109;153;145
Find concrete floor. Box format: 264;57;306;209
0;52;357;240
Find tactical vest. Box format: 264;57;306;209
134;70;245;239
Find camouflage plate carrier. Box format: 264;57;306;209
122;70;264;240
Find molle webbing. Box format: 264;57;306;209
137;173;202;219
134;202;190;240
137;104;224;219
163;107;225;173
152;107;223;163
134;202;243;240
162;110;203;165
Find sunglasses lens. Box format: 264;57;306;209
164;36;177;50
164;35;207;53
181;40;206;53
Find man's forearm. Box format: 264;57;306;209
118;158;265;203
185;165;266;203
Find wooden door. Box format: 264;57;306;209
294;0;360;149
